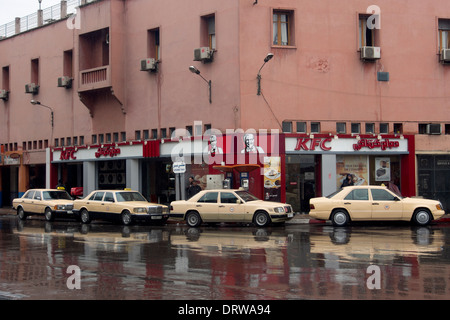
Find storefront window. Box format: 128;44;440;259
98;160;126;190
336;155;400;190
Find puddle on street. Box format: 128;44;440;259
0;217;449;299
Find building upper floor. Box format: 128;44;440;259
0;0;450;154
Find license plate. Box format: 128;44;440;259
151;216;162;220
288;213;293;218
67;211;73;214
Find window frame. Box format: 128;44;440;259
272;9;296;48
438;18;450;52
201;13;216;50
336;122;347;134
358;14;378;49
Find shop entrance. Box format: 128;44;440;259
141;159;176;205
1;166;17;207
286;155;319;213
417;154;450;213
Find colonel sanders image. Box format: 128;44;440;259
208;134;223;155
241;133;265;153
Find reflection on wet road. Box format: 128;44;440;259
0;216;449;300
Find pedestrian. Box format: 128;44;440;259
187;179;202;199
387;180;402;197
340;174;354;188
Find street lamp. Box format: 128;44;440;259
31;100;54;129
257;53;274;95
189;66;212;104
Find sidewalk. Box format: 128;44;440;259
0;207;15;216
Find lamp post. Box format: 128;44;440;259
31;100;53;128
257;53;274;95
31;100;54;147
189;66;212;104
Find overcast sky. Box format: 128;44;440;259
0;0;62;25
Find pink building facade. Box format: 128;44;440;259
0;0;449;212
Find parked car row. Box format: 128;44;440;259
12;188;294;227
12;185;445;227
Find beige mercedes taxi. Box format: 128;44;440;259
170;189;294;227
309;185;445;226
12;189;74;221
73;190;169;225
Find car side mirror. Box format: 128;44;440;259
236;199;242;204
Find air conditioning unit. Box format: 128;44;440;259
440;49;450;63
0;89;9;101
194;47;213;62
427;123;441;135
57;76;72;88
25;83;39;94
140;58;158;72
360;46;381;61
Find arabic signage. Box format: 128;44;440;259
353;138;400;151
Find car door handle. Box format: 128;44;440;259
219;205;225;208
196;204;202;207
372;203;379;205
344;202;351;205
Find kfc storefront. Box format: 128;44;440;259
285;134;415;213
50;141;160;197
49;132;284;203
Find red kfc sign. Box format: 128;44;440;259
60;148;77;160
294;138;332;151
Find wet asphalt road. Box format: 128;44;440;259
0;215;450;300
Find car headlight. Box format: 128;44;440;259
133;207;147;213
274;207;284;213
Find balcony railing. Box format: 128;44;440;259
79;65;111;92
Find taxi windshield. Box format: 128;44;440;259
235;191;259;202
116;191;147;202
42;191;72;200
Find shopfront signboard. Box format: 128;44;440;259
286;136;408;154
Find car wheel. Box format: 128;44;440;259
331;210;350;227
254;211;270;227
44;208;54;222
413;209;431;226
80;209;91;224
121;211;133;226
17;207;27;220
186;211;202;227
